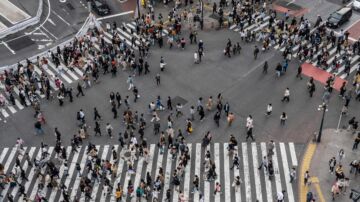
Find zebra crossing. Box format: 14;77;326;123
229;16;360;80
0;21;168;122
0;142;300;202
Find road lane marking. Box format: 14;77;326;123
252;143;262;202
48;18;56;26
52;10;71;26
97;10;135;21
280;143;295;202
289;143;298;167
299;143;317;202
242;143;251;202
1;41;16;54
260;143;273;202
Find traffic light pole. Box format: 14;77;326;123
200;0;204;30
317;104;327;143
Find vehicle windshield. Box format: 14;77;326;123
330;13;342;20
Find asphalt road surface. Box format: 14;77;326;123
1;28;358;149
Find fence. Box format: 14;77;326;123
0;0;43;39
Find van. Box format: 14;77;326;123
326;7;352;28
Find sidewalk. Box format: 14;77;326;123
305;128;360;201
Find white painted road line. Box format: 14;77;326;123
161;149;173;200
280;143;295;202
261;143;273;202
242;143;251;202
204;145;210;202
183;144;192;200
223;143;231;201
288;143;298;167
97;10;135;21
0;147;9;164
233;147;242;202
272;144;283;194
252;143;262;202
193;143;201;202
214;143;221;202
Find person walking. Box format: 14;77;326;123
232;176;242;192
277;190;286;202
280;112;288;125
254;45;259;60
352;133;360;150
290;167;296;183
155;73;161;86
127;75;134;90
94;121;101;136
304;170;310;186
227;112;235;126
281;88;290;102
214;182;222;195
338;149;345;163
191;175;199;193
296;65;303;79
246;127;255;141
329;157;336;174
94;107;102;120
34;121;44;135
106;123;114;139
230;153;240;169
266;103;273;116
214;111;221;127
76;82;85;97
263;61;268;74
258;156;268;172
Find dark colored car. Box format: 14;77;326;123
91;0;111;16
326;7;352;28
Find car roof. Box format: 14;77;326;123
336;7;351;15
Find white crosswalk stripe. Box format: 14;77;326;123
0;142;300;202
0;20;151;120
229;15;360;80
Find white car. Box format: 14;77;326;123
353;0;360;10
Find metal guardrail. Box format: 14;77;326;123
0;13;99;73
0;0;43;39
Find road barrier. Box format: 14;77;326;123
0;0;43;39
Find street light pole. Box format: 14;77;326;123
200;0;204;30
137;0;141;19
317;103;327;143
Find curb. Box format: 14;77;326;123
298;142;317;202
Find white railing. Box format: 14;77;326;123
0;0;43;39
0;13;100;72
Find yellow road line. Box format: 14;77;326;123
299;143;317;202
310;177;326;202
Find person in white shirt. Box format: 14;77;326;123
266;103;273;116
281;87;290;102
106;123;114;139
276;190;286;202
246;115;253;129
290;167;296;183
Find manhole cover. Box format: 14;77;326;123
8;36;35;51
172;96;188;106
66;3;74;10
